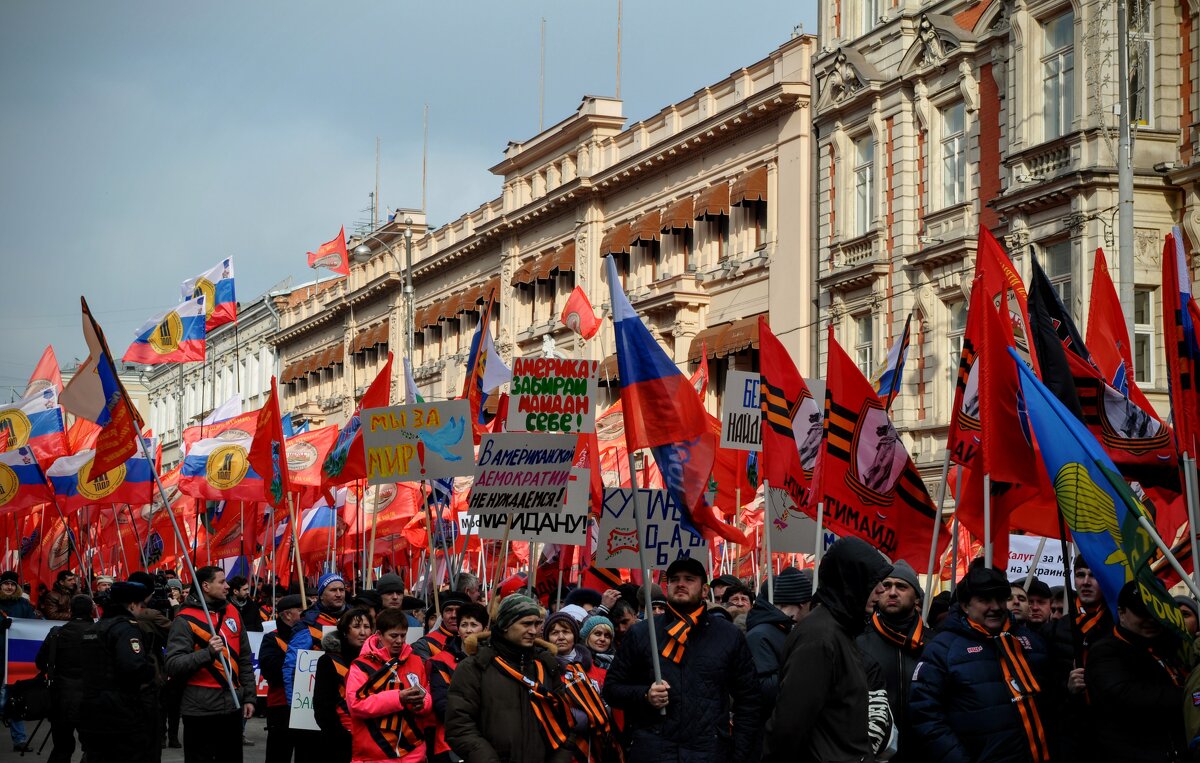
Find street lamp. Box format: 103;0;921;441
350;218;417;365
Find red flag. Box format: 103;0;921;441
248;378;291;507
25;346;63;397
806;326;941;567
1162;231;1200;455
759;316;820;523
307;226;350;275
286;426;339;488
322;354;393;486
1088;248;1155;413
977;226;1039;375
977;292;1034;482
560;286;600;340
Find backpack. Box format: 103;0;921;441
2;629;56;721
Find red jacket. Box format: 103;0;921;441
346;634;433;763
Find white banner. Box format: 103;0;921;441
288;648;322;730
597;488;709;570
1006;535;1073;587
720;370;762;451
468;433;576;514
462;467;590;545
763;486;820;554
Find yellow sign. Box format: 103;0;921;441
206;444;249;490
0;409;32;449
148;311;184;356
192;278;216;319
0;463;19;508
77;458;126;501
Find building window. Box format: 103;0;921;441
948;300;967;374
941;102;966;208
1130;9;1154;127
1134;288;1154;385
1043;12;1075;140
752;202;768;248
854;313;874;376
1043;239;1074;316
853;134;874;236
862;0;879;35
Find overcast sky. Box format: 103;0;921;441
0;1;815;397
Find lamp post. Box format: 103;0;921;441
352;217;417;366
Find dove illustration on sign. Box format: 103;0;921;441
418;416;467;462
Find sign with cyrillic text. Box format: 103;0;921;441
506;358;599;434
360;400;474;485
597;487;709;570
468;433;576;513
720;370;762;451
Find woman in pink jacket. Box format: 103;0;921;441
346;607;434;763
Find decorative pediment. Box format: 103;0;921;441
901;14;976;73
819;49;883;108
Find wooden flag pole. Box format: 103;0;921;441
288;493;307;610
420;483;441;614
125;503;149;571
812;502;825;590
366;483;382;589
111;506;132;576
492;513;514;588
923;449;952;604
983;474;993;567
1022;537;1047;591
625;450;666;716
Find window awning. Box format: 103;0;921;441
462;285;483;310
482;275;500;301
319;344;345;368
688;323;731;363
661;196;695;232
351;320;389;353
630;210;662;244
694;182;730;220
597;353;620;385
510;259;536;286
553;241;576;273
600;223;633;255
532;250;558;281
715;315;762;357
731;166;768;206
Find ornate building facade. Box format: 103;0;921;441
813;0;1182;481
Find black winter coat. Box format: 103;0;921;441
764;536;893;763
603;604;762;763
856;612;924;763
36;617;91;722
908;609;1053;763
445;632;575;763
1085;625;1185;763
744;597;792;713
312;631;359;763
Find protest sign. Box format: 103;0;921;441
763;485;819;554
721;370;762;451
1006;534;1073;586
289;648;322;730
464;467;590;545
597;487;710;570
507;357;599;434
360;400;474;485
469;432;576;514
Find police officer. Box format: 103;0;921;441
77;582;157;763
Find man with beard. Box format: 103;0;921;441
909;566;1053;763
226;575;263;632
41;570;80;621
604;557;762;762
1050;559;1112;760
857;559;925;763
764;537;893;763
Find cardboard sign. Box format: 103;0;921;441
763;485;820;554
1006;535;1073;586
469;433;576;514
597;487;709;570
720;370;762;451
360;400;474;485
507;358;599;434
288;648;322;730
464;468;591;545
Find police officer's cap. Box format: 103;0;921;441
109;581;150;605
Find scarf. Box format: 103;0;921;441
966;618;1049;763
1076;606;1107;639
661;602;706;664
492;648;572;752
351;653;423;757
1111;626;1185;687
870;611;926;652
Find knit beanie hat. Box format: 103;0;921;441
564;587;603;608
495;594;543;633
317;572;345;598
770;567;813;606
0;571;19;584
375;573;405;595
558;604;589;623
886;560;922;597
580;615;614;642
543;610;581;642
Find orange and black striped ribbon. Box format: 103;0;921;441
967;619;1050;763
562;661;611;733
870;612;926;651
352;654;423;757
178;610;240;686
660;603;706;664
1111;626;1185;687
492;655;573;751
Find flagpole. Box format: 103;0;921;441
44;489;92;596
1022;537;1047;592
492;512;514;588
1183;453;1200;592
982;474;992;567
111;506;132;576
812;501;825;590
125;503;149;570
288;492;308;610
625;450;666;715
420;483;441;614
762;479;774;601
923;449;952;605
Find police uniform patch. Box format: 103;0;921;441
130;638;142;654
225;618;238;634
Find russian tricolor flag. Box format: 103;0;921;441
0;388;69;463
180;435;267;502
45;437;156;511
0;446;53;515
872;312;912;412
123;298;207;365
605;255;743;543
182;258;237;330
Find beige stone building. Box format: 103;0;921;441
276;33;818;421
812;0;1183;479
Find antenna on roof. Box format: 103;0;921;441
539;17;546;132
422;104;429;213
374;137;381;228
615;0;622;99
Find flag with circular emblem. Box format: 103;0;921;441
181;258;237;330
0;446;53;515
45;437;156;512
123;298;207;365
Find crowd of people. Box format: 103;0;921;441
1;539;1199;762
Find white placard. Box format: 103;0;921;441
461;467;590;546
597;487;709;570
1006;535;1073;587
288;648;322;730
720;370;762;452
468;432;577;514
763;486;820;554
360;401;475;485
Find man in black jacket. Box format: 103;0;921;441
604;557;762;762
37;594;95;763
745;567;812;715
857;558;925;763
1086;580;1186;762
764;537;893;763
258;593;303;763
